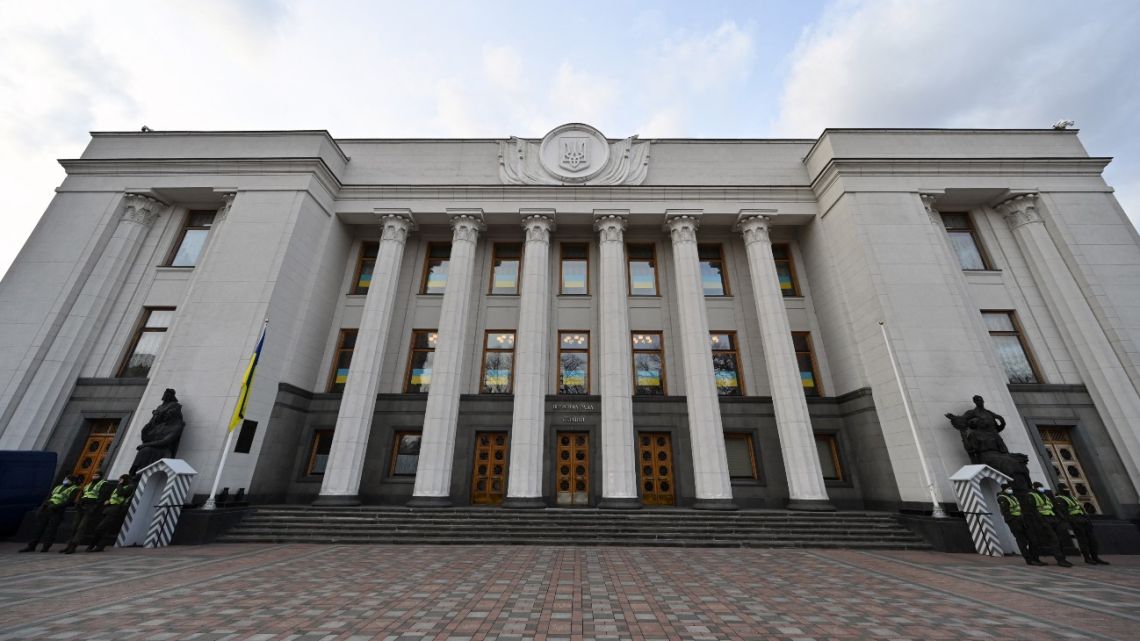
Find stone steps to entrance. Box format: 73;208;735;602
218;506;931;549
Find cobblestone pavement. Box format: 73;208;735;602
1;543;1137;641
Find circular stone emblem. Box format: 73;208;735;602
538;123;611;183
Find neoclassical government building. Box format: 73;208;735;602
2;123;1138;519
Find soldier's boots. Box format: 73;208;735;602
17;544;36;553
1027;559;1047;566
1057;559;1073;567
59;544;77;555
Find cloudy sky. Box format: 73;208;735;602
2;0;1138;278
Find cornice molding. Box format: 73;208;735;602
809;157;1113;194
59;157;343;196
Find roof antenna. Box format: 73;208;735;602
1052;119;1075;130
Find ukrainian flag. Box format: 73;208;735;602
228;320;267;432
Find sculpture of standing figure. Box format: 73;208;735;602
128;388;185;476
946;395;1032;492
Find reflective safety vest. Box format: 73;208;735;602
47;483;79;506
1031;491;1055;517
82;479;108;501
998;493;1021;517
108;485;134;506
1058;495;1086;517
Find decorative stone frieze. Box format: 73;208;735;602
499;123;650;186
121;193;162;226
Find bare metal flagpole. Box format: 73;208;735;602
204;318;267;510
879;321;947;518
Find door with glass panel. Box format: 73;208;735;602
71;419;118;486
471;432;509;505
555;432;590;506
637;432;675;506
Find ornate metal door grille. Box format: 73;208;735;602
1039;426;1103;514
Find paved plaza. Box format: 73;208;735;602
0;543;1137;641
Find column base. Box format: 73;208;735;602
312;495;362;507
693;498;738;511
501;497;546;509
786;498;836;512
598;497;643;510
407;496;453;508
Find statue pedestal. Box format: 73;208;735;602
949;464;1017;557
117;458;197;548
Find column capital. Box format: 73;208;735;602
664;212;700;245
735;210;776;246
447;208;485;243
212;192;236;223
521;211;555;243
121;193;162;226
919;193;942;225
593;210;628;243
379;211;415;244
996;193;1042;230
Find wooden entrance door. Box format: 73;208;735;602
638;432;675;506
1039;426;1103;514
555;432;590;506
71;419;118;486
471;431;509;505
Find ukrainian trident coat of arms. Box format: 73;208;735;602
559;137;589;172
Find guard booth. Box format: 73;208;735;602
118;458;196;548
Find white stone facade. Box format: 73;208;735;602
2;125;1139;517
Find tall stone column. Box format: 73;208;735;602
997;194;1140;493
736;212;833;510
504;211;556;508
593;212;640;508
665;212;736;509
410;210;485;506
316;211;414;505
1;194;162;450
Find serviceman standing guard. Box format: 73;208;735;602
87;474;136;553
1054;484;1110;565
998;483;1044;565
60;471;113;554
18;474;81;553
1028;481;1073;567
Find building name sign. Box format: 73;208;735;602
551;402;597;412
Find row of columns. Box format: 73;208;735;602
316;209;834;509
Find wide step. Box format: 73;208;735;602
218;507;930;550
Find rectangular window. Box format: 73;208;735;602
350;242;379;294
632;332;665;395
772;244;800;297
941;213;990;270
404;330;438;393
792;331;821;397
982;311;1040;384
390;431;422;476
489;243;522;295
560;243;589;295
326;329;358;393
815;434;843;481
558;332;590;395
481;331;516;393
420;243;451;294
710;332;743;397
117;307;175;378
724;433;758;479
698;244;729;296
627;244;659;296
306;429;334;476
167;210;216;267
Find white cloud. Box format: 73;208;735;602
774;0;1140;224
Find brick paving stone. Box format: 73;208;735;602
0;542;1137;640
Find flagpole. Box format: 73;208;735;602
203;429;237;510
203;318;267;511
879;321;947;518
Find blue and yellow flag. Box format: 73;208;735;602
228;320;267;432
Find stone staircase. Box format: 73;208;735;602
218;506;932;549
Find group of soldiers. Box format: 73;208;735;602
18;471;136;554
997;481;1109;566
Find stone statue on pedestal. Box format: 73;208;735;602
129;388;185;476
946;395;1032;492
